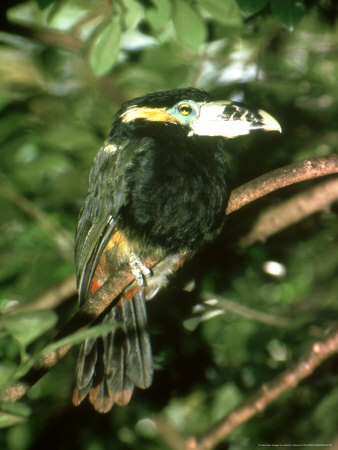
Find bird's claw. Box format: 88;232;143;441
129;253;152;286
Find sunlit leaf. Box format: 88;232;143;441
46;0;68;24
3;311;58;348
271;0;306;30
90;16;121;76
173;0;207;50
123;0;143;29
47;2;90;30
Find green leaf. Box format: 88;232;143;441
122;0;143;29
236;0;268;16
270;0;306;31
198;0;243;27
3;310;58;348
145;0;171;31
173;0;207;50
46;0;69;25
90;17;121;76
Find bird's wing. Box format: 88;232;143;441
75;140;139;306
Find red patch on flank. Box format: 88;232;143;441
91;278;101;295
125;288;139;299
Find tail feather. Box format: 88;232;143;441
72;338;98;405
104;306;134;406
88;378;114;413
73;290;153;413
123;292;153;388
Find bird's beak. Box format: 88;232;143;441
191;100;281;138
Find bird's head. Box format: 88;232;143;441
111;88;281;140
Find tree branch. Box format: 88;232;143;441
239;176;338;246
226;154;338;214
1;154;337;405
186;326;338;450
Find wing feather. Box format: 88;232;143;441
73;138;155;412
74;141;138;305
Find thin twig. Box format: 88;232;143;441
202;293;289;327
186;327;338;450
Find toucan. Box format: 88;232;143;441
73;88;281;413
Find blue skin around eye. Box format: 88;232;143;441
167;101;200;125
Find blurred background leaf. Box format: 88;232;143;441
3;310;57;350
90;16;121;75
173;0;207;50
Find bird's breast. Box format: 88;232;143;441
119;141;229;253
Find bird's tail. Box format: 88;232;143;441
72;290;153;413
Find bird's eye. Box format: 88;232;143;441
178;104;193;116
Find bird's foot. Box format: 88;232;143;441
129;253;152;287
